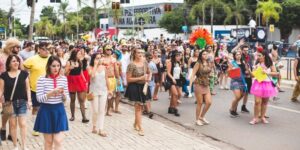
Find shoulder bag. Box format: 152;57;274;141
3;71;20;116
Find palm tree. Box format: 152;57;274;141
34;17;55;37
256;0;282;42
58;1;69;39
224;0;251;28
255;0;282;27
109;7;122;39
190;2;206;25
190;0;227;35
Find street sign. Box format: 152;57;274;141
182;26;188;33
270;24;275;32
230;28;250;38
0;27;5;33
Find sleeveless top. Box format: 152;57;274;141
195;62;211;86
69;61;82;75
89;69;107;96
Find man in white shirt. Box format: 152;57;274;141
19;42;35;61
119;43;131;88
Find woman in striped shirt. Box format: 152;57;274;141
34;56;70;150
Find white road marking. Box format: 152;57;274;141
249;101;300;114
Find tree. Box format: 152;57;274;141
58;1;70;38
277;0;300;42
224;0;251;27
190;0;227;34
190;2;206;25
34;17;55;37
255;0;282;27
109;7;123;37
159;6;195;34
28;0;36;41
40;6;58;24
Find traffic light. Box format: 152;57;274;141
112;2;120;9
164;4;172;12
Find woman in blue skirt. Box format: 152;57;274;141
34;56;70;150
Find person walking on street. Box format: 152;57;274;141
291;49;300;102
249;47;278;125
228;51;249;117
65;50;89;123
23;42;50;136
0;38;22;141
34;56;70;150
0;55;32;150
189;50;212;126
88;53;111;137
166;51;183;117
125;48;151;136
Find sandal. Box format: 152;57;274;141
69;117;75;121
98;130;107;137
114;110;122;114
261;118;269;124
92;130;97;134
133;123;139;131
138;130;145;136
249;118;259;125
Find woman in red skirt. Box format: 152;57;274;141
65;50;89;123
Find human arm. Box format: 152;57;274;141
25;77;32;109
294;59;299;81
64;61;71;76
0;78;4;102
166;60;176;84
189;62;199;87
126;63;146;83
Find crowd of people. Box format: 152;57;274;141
0;33;295;150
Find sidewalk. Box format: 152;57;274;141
1;104;220;150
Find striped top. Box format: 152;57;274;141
36;76;70;104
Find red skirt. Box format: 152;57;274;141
82;70;90;83
67;75;87;92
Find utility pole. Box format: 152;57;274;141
8;0;14;38
28;0;36;41
76;1;79;41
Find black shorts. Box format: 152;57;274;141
31;91;40;107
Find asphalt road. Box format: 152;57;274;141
151;86;300;150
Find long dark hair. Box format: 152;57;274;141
6;55;21;72
46;56;62;77
198;50;208;64
256;49;273;68
170;50;181;64
90;53;100;67
69;49;79;62
233;51;244;62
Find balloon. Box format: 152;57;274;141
196;38;206;49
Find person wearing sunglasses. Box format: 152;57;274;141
23;42;50;136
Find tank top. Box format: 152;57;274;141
89;69;107;96
195;62;211;86
69;61;82;75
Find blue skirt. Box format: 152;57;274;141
34;103;69;134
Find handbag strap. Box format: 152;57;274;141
10;71;20;101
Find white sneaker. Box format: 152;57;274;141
177;100;182;104
195;120;204;126
188;93;193;98
219;86;224;90
201;118;210;125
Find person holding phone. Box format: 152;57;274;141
34;56;70;150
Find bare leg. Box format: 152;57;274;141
230;90;243;111
44;134;54;150
200;93;212;119
254;97;262;119
53;132;64;150
19;116;27;149
78;92;88;121
114;92;121;113
9;117;17;147
69;92;76;120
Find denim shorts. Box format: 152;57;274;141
12;99;28;117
